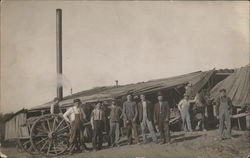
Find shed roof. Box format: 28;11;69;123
29;69;216;112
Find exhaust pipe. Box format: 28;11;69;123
56;9;63;101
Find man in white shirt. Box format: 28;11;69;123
178;94;193;132
63;99;82;154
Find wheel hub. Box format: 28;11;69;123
48;132;55;139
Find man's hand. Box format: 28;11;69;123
92;126;94;130
216;115;219;119
132;118;136;122
126;120;129;124
155;125;159;132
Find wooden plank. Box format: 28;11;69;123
230;112;250;118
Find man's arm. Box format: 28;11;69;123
133;102;138;121
166;102;170;122
90;111;94;129
228;97;233;115
50;104;55;114
177;100;183;111
215;97;220;117
154;103;157;123
190;95;197;103
63;108;71;122
122;103;127;121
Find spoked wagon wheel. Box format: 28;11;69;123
17;138;38;155
30;114;70;157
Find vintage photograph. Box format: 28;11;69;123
0;1;249;158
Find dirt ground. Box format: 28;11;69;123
1;129;249;158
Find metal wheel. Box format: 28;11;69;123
30;114;70;157
17;138;38;155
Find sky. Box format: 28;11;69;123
1;1;249;113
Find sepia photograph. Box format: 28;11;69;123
0;1;249;158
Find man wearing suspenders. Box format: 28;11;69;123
215;89;233;140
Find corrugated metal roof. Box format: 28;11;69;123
210;65;250;107
29;70;216;112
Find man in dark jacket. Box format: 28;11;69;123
122;94;139;145
154;92;171;144
138;94;157;144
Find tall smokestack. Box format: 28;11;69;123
56;9;63;101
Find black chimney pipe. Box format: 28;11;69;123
56;9;63;101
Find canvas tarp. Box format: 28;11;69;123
30;69;215;112
210;65;250;108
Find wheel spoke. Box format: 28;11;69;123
35;137;48;146
40;140;48;151
56;125;70;134
47;119;51;132
22;140;30;146
33;134;48;138
54;120;64;132
52;117;57;131
47;141;52;154
53;140;58;155
36;127;48;134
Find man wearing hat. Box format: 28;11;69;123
50;97;62;114
185;82;194;98
91;102;106;151
122;94;139;145
178;93;193;132
63;98;86;154
138;94;157;144
109;99;122;147
154;92;171;144
215;89;233;140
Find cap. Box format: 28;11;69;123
73;99;81;103
184;93;189;97
219;89;226;92
157;91;163;97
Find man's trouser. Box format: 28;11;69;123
158;118;170;143
69;114;81;153
219;106;231;138
92;120;104;150
126;120;139;144
79;124;87;150
140;119;157;143
180;109;192;131
194;106;206;130
109;121;120;145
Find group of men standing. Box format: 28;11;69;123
122;93;170;145
51;92;171;154
51;86;233;155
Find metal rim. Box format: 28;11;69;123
30;114;70;157
17;138;38;155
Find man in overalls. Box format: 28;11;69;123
63;99;83;154
91;102;105;151
178;94;193;132
215;89;233;140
